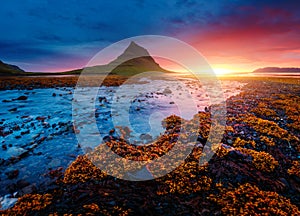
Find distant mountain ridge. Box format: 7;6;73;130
253;67;300;73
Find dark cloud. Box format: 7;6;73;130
0;0;299;71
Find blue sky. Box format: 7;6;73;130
0;0;299;72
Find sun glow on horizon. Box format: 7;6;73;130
213;68;233;76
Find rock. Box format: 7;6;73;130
37;136;46;144
163;88;172;95
228;149;247;159
20;130;30;135
103;135;116;143
169;101;175;104
36;116;46;121
5;170;19;179
126;166;154;181
13;125;20;131
49;158;61;167
20;184;37;195
8;108;17;112
227;139;233;145
109;201;116;206
52;93;56;97
16;180;30;189
2;144;7;150
99;96;107;103
279;177;289;188
15;95;28;100
140;133;153;143
2;99;12;103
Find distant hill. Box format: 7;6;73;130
0;60;27;76
253;67;300;73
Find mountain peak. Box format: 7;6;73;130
121;41;150;59
107;41;168;76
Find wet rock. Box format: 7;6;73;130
109;201;116;206
5;170;19;179
163;88;172;95
279;178;289;188
37;136;46;144
126;166;154;181
49;158;61;167
140;134;153;143
0;127;11;136
197;134;206;143
2;99;12;103
227;139;233;145
52;93;56;97
42;122;50;128
2;144;7;150
32;134;40;139
13;125;20;131
16;180;30;189
103;135;117;143
19;184;37;195
20;130;30;135
228;149;248;160
15;95;28;100
36;116;46;121
8;107;17;112
99;96;107;103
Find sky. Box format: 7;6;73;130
0;0;299;73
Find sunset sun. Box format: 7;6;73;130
213;68;232;76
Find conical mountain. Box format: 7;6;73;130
109;41;169;76
76;41;170;76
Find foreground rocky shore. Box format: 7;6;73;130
1;77;300;215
